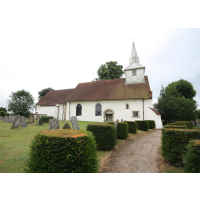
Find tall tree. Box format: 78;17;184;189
0;107;7;113
38;87;54;100
7;89;35;117
93;61;123;81
154;80;197;122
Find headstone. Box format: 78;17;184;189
4;116;9;122
121;119;123;122
197;120;200;130
20;117;27;127
29;113;34;123
114;120;118;129
62;123;71;129
9;116;15;123
117;119;119;123
71;116;80;130
11;116;22;129
0;116;2;121
2;116;5;122
36;115;41;125
49;118;59;130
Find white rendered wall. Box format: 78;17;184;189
125;68;145;84
36;105;57;118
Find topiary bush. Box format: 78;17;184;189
86;124;116;150
25;129;98;173
39;116;43;125
164;125;187;129
174;121;193;129
117;122;128;139
146;120;156;129
124;121;137;133
136;121;149;131
42;116;54;123
184;140;200;173
161;128;200;165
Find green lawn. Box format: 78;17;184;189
1;120;141;173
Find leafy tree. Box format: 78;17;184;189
7;89;35;117
93;61;123;81
197;109;200;119
38;87;54;100
0;111;6;116
154;81;197;122
0;107;7;113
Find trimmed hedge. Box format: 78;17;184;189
162;128;200;165
39;116;43;125
174;121;193;129
124;121;137;133
25;129;98;173
136;120;149;131
145;120;156;129
184;140;200;173
42;116;54;123
107;121;114;125
164;125;187;129
86;124;116;150
117;122;128;139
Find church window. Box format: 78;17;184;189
132;111;139;118
125;104;129;109
95;103;102;116
76;104;82;116
132;70;136;76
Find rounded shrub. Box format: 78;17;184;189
86;124;116;150
43;116;54;123
25;129;99;173
117;122;128;139
146;120;156;129
184;140;200;173
124;121;137;133
136;121;149;131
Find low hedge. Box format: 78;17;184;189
146;120;156;129
25;129;98;173
86;124;116;150
124;121;137;133
184;140;200;173
107;121;114;125
39;116;43;125
117;122;128;139
42;116;54;123
136;121;149;131
162;128;200;165
175;121;193;129
164;125;187;129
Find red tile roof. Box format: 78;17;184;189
36;89;74;106
149;107;161;115
67;76;152;101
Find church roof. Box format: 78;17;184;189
149;107;161;115
124;41;145;71
67;76;152;102
36;89;74;106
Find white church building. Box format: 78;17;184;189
36;41;163;129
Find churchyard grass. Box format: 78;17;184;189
0;120;148;173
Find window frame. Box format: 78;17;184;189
95;103;102;116
76;104;82;116
132;111;140;118
132;69;137;76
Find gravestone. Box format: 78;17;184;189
36;115;41;125
71;116;80;130
49;118;59;130
29;113;34;123
197;120;200;130
121;119;123;122
117;119;119;123
4;116;9;122
11;116;22;129
2;116;5;122
62;123;71;129
114;120;118;129
9;116;15;123
20;117;27;127
0;116;2;121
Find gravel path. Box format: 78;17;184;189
100;129;162;173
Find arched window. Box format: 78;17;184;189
126;104;129;109
95;103;102;116
76;104;82;116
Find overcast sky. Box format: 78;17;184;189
0;1;200;112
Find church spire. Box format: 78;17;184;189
129;39;139;64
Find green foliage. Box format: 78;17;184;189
161;128;200;165
197;109;200;119
25;129;99;173
184;140;200;173
164;125;187;129
124;121;137;133
172;121;193;129
0;107;7;113
107;121;114;125
154;82;197;122
136;121;149;131
117;122;128;139
39;116;43;125
42;116;54;123
86;124;116;150
38;87;54;100
0;111;6;116
94;61;124;81
145;120;156;129
7;89;35;117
